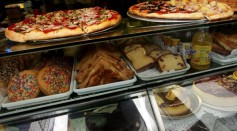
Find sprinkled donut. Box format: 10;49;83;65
38;65;71;95
8;70;40;102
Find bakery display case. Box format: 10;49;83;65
0;2;237;130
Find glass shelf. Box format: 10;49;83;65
0;15;236;58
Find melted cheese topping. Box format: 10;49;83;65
9;7;117;34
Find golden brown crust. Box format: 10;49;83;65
5;28;25;43
5;27;84;43
205;9;234;21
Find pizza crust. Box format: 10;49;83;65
5;29;26;43
205;10;234;21
6;27;84;43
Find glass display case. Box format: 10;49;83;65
0;7;236;131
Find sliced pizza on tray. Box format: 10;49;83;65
128;0;234;21
5;7;122;43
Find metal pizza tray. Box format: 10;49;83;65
127;12;207;23
27;20;122;43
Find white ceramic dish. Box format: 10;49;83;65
151;85;202;119
202;102;237;112
1;62;75;110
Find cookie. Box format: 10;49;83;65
37;66;71;95
45;56;73;72
8;70;40;102
0;58;19;84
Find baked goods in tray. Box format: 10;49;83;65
157;53;186;72
149;50;171;60
5;7;121;42
0;53;40;91
212;32;237;53
6;55;73;102
128;0;234;21
8;70;40;102
121;37;188;77
38;57;73;95
125;45;154;72
154;86;191;116
192;73;237;107
75;44;134;88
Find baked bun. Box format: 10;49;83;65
8;70;40;102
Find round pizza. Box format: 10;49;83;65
5;7;122;42
129;0;234;21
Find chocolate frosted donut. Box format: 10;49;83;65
8;70;40;102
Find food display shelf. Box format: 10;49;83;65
0;12;237;131
0;16;236;58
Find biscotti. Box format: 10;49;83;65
157;53;186;72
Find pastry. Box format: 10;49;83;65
155;87;191;116
149;50;171;60
75;45;134;88
212;32;237;51
125;45;154;72
143;43;161;54
212;42;231;56
0;57;19;88
192;74;237;107
38;65;71;95
157;53;186;72
8;70;40;102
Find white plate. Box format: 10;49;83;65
211;51;237;65
125;58;190;81
152;85;202;119
203;102;237;112
127;12;207;23
1;62;75;110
